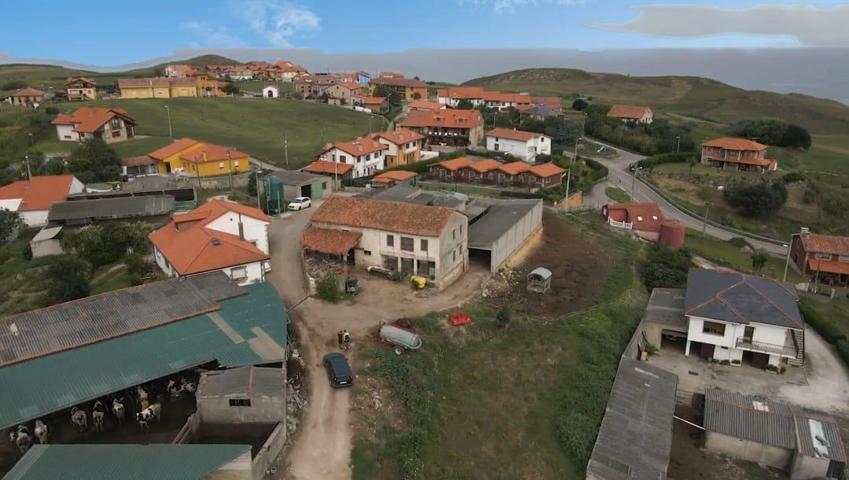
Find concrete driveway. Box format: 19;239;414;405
266;203;488;480
583;140;787;256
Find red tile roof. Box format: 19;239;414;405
303;160;354;175
400;109;483;129
605;202;664;232
372;170;417;183
122;155;157;167
531;96;562;110
0;175;77;211
703;137;768;152
148;138;200;160
433;156;474;171
437;86;486;99
807;258;849;276
65;77;96;87
148;199;270;276
482;91;531;104
465;159;502;173
353;95;386;106
528;162;565;178
607;105;652;120
322;137;387;157
335;81;364;91
11;87;44;97
407;100;444;111
486;128;540;142
799;233;849;256
302;226;362;255
498;161;532;176
51;107;135;133
180;144;249;163
370;128;424;146
311;195;457;237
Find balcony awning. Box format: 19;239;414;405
808;258;849;275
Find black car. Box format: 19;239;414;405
323;352;353;388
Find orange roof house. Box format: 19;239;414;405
371;170;418;186
400;109;485;147
52;107;136;144
485;128;538;142
791;230;849;284
464;159;502;174
602;202;667;242
311;195;458;237
8;87;45;107
700;137;776;173
302;160;354;177
0;175;84;226
407;99;445;112
146;138;252;177
431;157;474;172
607;105;654;124
148;199;271;284
497;161;532;176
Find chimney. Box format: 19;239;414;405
238;213;245;240
202;151;208;162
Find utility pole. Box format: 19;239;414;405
283;132;289;169
564;113;586;212
164;105;173;138
782;239;793;282
25;132;33;180
631;166;638;198
702;202;711;235
227;150;233;194
675;135;681;154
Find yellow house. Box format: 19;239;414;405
147;138;252;176
118;77;223;99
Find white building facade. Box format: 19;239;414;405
318;143;386;179
485;129;551;162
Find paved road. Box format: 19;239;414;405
583;140;788;256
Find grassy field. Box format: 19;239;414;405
683;229;802;283
605;186;630;203
33;97;384;168
351;212;644;479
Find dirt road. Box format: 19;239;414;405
266;205;487;480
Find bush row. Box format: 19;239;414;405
636;151;697;169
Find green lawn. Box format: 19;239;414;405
39;97;386;168
605;186;631;203
684;229;802;282
351;212;644;479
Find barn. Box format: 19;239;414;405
0;272;288;466
467;199;543;271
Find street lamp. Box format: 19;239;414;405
164;105;173;138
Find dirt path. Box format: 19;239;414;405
266;205;488;480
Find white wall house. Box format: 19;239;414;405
485;128;551;162
304;196;469;288
0;175;84;227
683;269;805;369
149;199;271;286
262;86;279;98
317;138;387;178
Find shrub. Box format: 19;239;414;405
571;98;588;111
751;251;768;272
1;80;26;90
639;244;692;291
728;119;812;149
799;300;845;344
62;222;152;268
67;138;123;183
727;237;751;248
222;83;240;95
0;210;22;244
495;307;512;328
782;172;807;184
126;253;156;285
637;151;696;169
316;273;340;303
723;180;787;217
44;106;60;115
45;256;92;304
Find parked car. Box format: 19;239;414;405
323;352;353;388
287;196;312;211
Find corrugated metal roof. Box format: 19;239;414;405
0;273;243;368
47;195;175;223
644;288;687;330
30;226;62;243
795;413;847;462
586;358;678;480
197;366;284;398
268;170;324;186
0;282;287;430
685;269;803;329
3;444;251;480
467;199;541;248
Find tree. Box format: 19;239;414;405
1;80;25;90
639;244;692;291
456;99;474;110
45;256;92;304
571;98;588;111
411;91;422;100
153;68;164;77
67;138;122;183
495;307;512;328
723;180;787;217
223;83;240;96
0;210;22;243
126;253;156;285
247;172;258;196
728;119;811;149
63;222;152;268
373;85;401;107
751;251;768;272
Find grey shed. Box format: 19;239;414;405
527;267;552;293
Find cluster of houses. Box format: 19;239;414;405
428;156;565;190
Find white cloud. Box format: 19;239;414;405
180;20;246;48
463;0;584;15
596;4;849;47
238;0;320;47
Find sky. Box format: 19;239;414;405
2;1;848;66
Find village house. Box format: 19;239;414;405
0;175;84;227
517;105;559;122
428;156;474;182
459;158;501;183
700;137;778;173
790;228;849;286
371;170;417;188
303;195;469;288
118;76;224;99
485;128;551;162
436;87;540;111
351;95;387;112
164;64;198;78
703;388;846;479
149;199;271;285
8;87;44;107
301;160;354;185
146;138;252;176
607;105;654;125
400;109;484;147
52;107;136;144
601;202;685;249
294;74;337;98
515;162;566;189
369;76;428;101
367;128;425;168
530;96;563;113
275;60;307;81
317;136;387;178
65;77;97;101
683;268;805;369
407;99;445;112
493;161;531;186
325;81;366;103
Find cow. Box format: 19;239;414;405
33;420;48;444
136;403;161;432
112;397;126;425
91;401;106;432
9;425;32;454
70;407;87;433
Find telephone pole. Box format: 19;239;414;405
227;150;233;194
164;105;173;138
283;132;289;169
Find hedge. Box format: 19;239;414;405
637;151;697;169
836;340;849;369
799;299;846;344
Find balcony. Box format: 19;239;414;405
736;337;797;357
